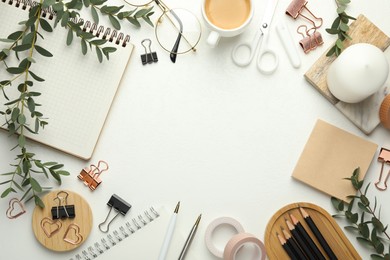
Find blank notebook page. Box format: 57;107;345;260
0;1;133;159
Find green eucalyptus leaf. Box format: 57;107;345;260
96;47;103;63
29;71;45;82
109;15;121;30
67;29;73;45
358;223;370;238
18;135;26;147
30;177;42;192
1;187;16;198
34;195;45;208
91;6;99;24
371;254;385;260
8;31;23;40
13;44;32;52
81;39;88;55
40;18;53;32
35;45;53;57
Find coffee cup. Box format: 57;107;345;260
201;0;254;47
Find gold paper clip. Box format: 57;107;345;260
286;0;323;29
6;198;26;219
297;25;323;53
376;147;390;191
51;191;75;219
78;160;109;191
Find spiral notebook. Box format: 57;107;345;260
0;1;133;159
70;207;183;260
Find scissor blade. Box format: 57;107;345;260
261;0;278;29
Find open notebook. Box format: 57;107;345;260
0;1;133;159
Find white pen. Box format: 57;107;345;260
158;201;180;260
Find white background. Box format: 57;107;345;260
1;0;390;259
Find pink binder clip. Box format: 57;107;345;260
376;148;390;191
78;160;109;191
297;25;323;53
286;0;323;29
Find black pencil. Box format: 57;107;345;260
277;232;298;260
281;227;308;260
290;213;325;260
285;218;317;260
299;207;338;260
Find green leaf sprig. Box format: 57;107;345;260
0;0;154;208
326;0;356;57
331;168;390;259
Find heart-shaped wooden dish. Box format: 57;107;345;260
32;190;92;252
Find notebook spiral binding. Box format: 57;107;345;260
1;0;130;47
69;207;160;260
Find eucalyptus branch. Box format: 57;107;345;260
326;0;356;57
331;168;390;259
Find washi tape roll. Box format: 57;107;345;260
205;217;245;258
379;95;390;129
223;233;267;260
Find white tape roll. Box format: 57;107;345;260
205;217;245;258
223;233;267;260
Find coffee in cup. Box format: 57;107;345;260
202;0;253;47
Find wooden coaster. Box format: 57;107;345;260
32;190;93;252
264;202;361;259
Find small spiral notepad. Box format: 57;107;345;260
70;207;183;259
0;0;133;159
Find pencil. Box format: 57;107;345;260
277;231;298;260
178;214;202;260
281;227;308;260
290;213;325;260
285;218;317;260
158;201;180;260
299;207;338;260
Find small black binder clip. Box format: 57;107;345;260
78;160;109;191
98;194;131;233
140;39;158;65
51;191;75;219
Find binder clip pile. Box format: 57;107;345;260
376;147;390;191
140;39;158;65
98;194;132;233
78;160;109;191
285;0;323;53
51;191;75;219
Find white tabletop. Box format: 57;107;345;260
1;0;390;259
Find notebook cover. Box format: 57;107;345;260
291;119;378;201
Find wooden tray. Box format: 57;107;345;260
264;202;361;259
32;190;93;252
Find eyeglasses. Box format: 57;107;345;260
124;0;202;62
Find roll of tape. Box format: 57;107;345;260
223;233;267;260
205;217;245;258
380;94;390;129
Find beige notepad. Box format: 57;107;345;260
292;119;378;201
0;1;133;159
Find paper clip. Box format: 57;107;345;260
297;25;323;53
6;198;26;219
140;39;158;65
376;147;390;191
285;0;323;29
78;160;109;191
51;191;75;219
98;194;132;233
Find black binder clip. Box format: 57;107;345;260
77;160;109;191
51;191;75;219
98;194;132;233
140;39;158;65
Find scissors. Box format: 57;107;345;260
231;0;279;74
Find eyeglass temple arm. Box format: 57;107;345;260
169;9;183;63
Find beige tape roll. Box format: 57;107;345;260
204;217;245;258
380;95;390;129
223;233;267;260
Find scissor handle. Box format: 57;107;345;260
231;32;262;67
256;48;279;74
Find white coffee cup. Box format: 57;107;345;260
201;0;254;47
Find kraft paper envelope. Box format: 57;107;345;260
292;119;378;201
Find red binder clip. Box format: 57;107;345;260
78;160;109;191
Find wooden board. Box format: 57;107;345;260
32;190;93;252
304;15;390;134
264;202;361;260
